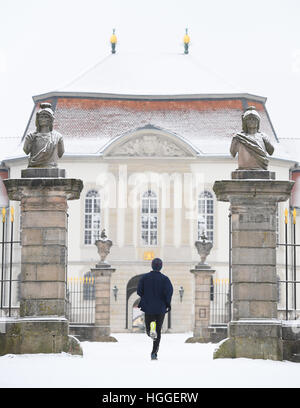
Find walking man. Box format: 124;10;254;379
137;258;173;360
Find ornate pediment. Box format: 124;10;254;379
106;134;193;157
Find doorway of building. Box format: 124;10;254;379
132;299;145;332
126;274;144;330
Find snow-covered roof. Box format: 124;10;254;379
1;94;294;164
0;51;296;165
55;52;243;95
17;95;277;156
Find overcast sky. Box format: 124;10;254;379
0;0;299;145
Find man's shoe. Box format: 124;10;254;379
150;321;157;340
151;352;158;360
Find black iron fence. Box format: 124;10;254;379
210;278;230;325
208;213;232;327
66;276;95;324
0;207;21;317
277;208;300;320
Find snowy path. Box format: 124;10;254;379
0;333;300;388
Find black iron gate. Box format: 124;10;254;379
277;208;300;320
209;211;231;326
66;275;95;324
0;207;21;317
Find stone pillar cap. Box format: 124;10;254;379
3;178;83;201
213;179;294;203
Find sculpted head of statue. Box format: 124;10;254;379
35;102;55;132
242;106;260;135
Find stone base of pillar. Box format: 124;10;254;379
185;328;211;343
281;321;300;362
186;327;228;344
214;320;283;361
89;326;118;342
0;317;82;356
69;325;118;342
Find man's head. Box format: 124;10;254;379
152;258;163;272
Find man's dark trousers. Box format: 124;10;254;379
145;313;165;354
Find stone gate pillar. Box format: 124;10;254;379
90;265;117;342
186;265;215;343
186;234;215;343
1;177;83;355
213;172;294;360
89;230;117;342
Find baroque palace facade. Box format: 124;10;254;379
1;52;299;333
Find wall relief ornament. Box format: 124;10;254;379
107;135;191;157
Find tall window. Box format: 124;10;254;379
84;190;101;245
198;191;214;242
141;190;158;246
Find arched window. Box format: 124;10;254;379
141;190;158;246
198;191;214;242
84;190;101;245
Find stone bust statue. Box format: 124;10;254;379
230;106;274;170
23;103;64;168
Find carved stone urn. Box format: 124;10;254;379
195;233;213;266
95;229;113;267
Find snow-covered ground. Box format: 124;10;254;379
1;333;300;388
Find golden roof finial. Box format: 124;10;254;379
110;28;117;54
183;28;190;54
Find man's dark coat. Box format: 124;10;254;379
137;271;173;314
